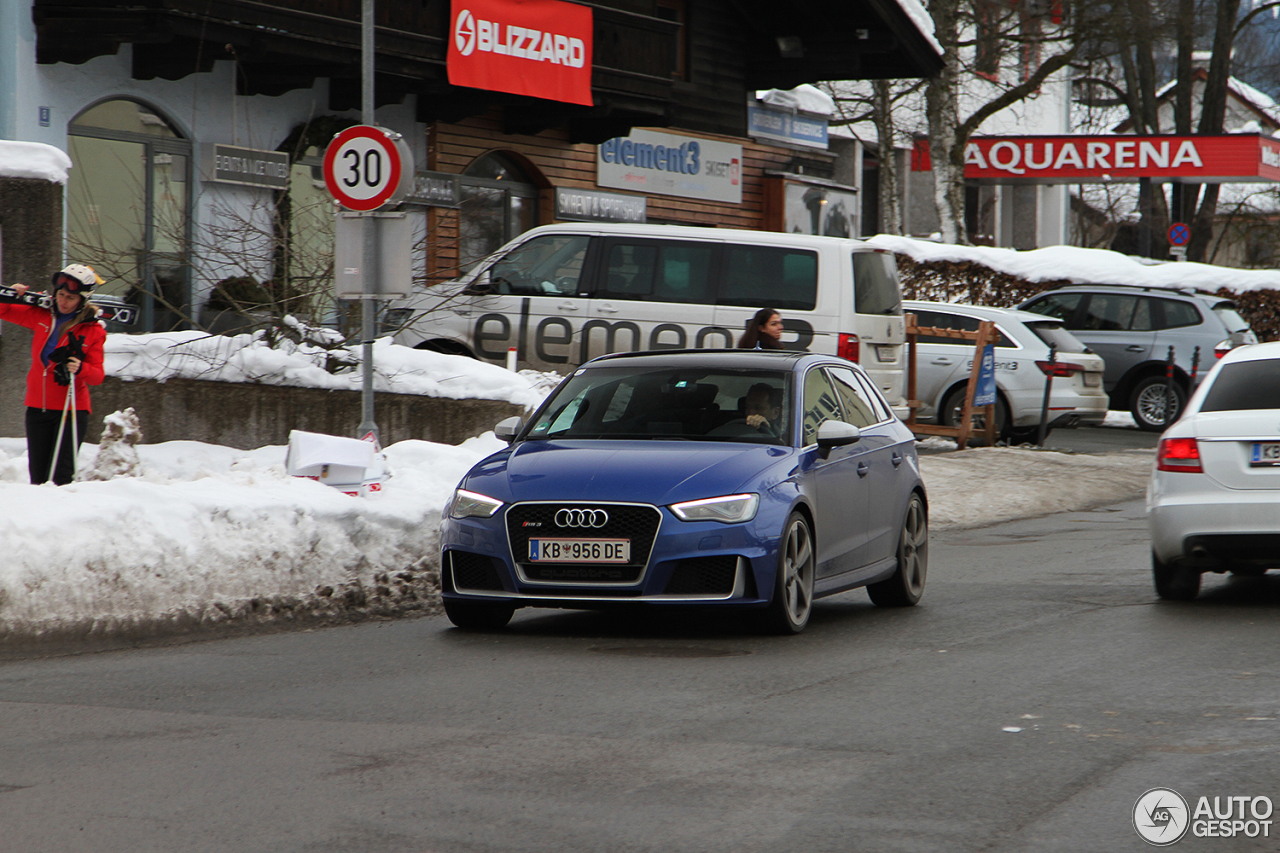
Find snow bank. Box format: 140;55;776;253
0;141;73;184
870;233;1280;293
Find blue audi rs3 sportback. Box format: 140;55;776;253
440;349;927;634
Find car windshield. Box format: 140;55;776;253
1200;360;1280;412
1025;321;1091;354
524;366;794;445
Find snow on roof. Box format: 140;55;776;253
869;234;1280;293
756;84;836;117
893;0;943;55
0;141;73;184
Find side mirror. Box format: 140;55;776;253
816;420;861;453
494;416;523;444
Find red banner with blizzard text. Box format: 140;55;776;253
962;135;1280;184
448;0;593;106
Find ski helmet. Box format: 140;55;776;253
52;263;102;294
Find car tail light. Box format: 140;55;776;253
1156;437;1203;472
1035;360;1084;377
1214;339;1233;359
837;333;860;362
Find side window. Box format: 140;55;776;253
1131;297;1154;331
852;371;893;421
721;246;818;311
827;366;880;427
1160;298;1202;329
851;252;902;316
598;240;716;304
1081;294;1138;332
486;235;590;297
1023;292;1082;325
913;310;1014;347
802;368;843;445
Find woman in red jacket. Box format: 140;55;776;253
0;263;107;485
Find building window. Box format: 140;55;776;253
459;153;540;271
67;98;192;332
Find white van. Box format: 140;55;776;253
382;223;908;408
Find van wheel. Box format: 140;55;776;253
940;387;1008;446
1130;376;1185;431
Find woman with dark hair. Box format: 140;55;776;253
0;263;107;485
737;307;784;349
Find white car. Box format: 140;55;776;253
1148;341;1280;600
902;301;1109;443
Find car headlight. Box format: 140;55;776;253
669;493;759;524
450;488;504;519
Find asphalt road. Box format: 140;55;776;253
3;492;1279;853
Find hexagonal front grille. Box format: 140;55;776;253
506;502;661;585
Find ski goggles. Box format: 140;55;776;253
54;274;94;294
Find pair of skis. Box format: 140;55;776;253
0;284;139;326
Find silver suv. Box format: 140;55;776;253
1018;285;1257;431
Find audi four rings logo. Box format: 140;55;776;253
555;508;609;528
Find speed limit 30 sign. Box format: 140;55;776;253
323;126;415;211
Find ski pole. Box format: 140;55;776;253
48;381;74;484
68;378;79;482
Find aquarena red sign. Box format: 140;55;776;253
960;134;1280;183
448;0;593;106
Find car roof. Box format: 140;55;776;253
581;348;837;372
512;221;888;252
1025;283;1226;302
902;299;1063;326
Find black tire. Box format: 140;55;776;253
443;598;516;630
417;340;475;358
1006;425;1049;445
868;493;928;607
940;386;1008;446
1152;551;1200;600
1130;375;1186;432
761;512;816;634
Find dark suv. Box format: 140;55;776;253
1018;285;1257;430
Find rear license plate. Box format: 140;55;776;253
875;344;896;362
1250;443;1280;466
1083;372;1102;387
530;539;630;563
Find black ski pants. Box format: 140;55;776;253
26;407;89;486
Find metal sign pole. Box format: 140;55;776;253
358;0;380;445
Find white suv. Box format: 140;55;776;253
903;301;1108;443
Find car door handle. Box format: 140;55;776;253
452;307;471;316
856;461;869;478
1126;345;1146;352
597;304;618;314
931;357;956;365
559;301;581;311
891;452;903;468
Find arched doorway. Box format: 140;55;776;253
459;152;540;271
66;98;193;332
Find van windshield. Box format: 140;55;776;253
524;367;793;445
852;252;902;315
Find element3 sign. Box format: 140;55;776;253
323;126;415;212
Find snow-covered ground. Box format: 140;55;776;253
0;427;1154;646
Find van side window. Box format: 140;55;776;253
599;240;716;304
851;252;902;316
485;235;590;296
721;246;818;311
